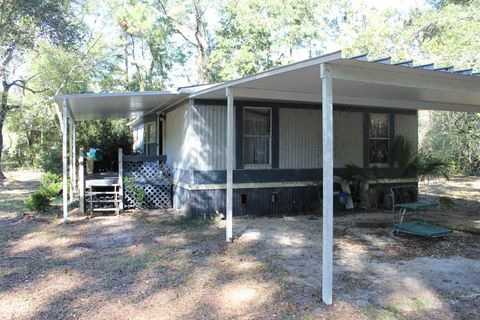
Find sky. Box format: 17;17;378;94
368;0;427;12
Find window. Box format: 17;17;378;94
144;121;157;155
145;121;156;144
243;107;271;167
368;113;389;166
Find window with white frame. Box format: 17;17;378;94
144;121;157;155
368;113;390;166
243;107;271;167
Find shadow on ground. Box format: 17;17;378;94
0;173;479;319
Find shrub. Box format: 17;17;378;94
25;190;52;212
124;176;145;208
35;147;62;174
40;172;62;198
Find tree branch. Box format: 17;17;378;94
9;79;49;94
156;0;199;48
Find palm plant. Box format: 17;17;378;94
393;135;449;181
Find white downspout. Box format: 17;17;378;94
72;120;76;192
62;98;69;223
69;118;74;201
226;87;234;242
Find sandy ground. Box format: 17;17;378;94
0;173;479;319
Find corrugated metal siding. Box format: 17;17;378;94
164;103;190;169
279;109;322;168
334;111;363;167
279;109;363;168
180;186;321;217
395;113;418;151
190;104;231;170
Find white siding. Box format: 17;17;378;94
163;103;190;170
395;113;418;151
334;111;363;167
164;103;417;172
132;123;144;154
279;109;322;168
190;104;230;170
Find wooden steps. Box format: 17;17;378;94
86;180;121;216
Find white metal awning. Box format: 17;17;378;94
54;91;188;121
192;51;480;113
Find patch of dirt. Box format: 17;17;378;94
0;171;42;220
0;171;479;319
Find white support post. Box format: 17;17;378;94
321;63;333;305
69;118;74;201
62;99;69;223
118;148;124;211
226;87;234;242
72;121;76;192
79;148;85;213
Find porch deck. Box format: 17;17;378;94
85;172;119;187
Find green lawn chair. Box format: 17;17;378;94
390;185;453;238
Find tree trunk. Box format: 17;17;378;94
0;85;8;180
0;48;14;180
124;34;130;91
194;1;208;83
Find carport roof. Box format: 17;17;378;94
55;50;480;121
54;90;189;121
192;51;480;113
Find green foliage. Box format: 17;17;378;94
422;112;480;175
393;135;416;169
208;0;342;81
0;0;84;176
124;176;145;208
394;135;449;181
35;145;62;174
40;172;63;198
76;120;133;170
0;0;81;52
343;164;378;182
103;0;186;90
410;154;450;181
24;172;63;212
25;190;52;212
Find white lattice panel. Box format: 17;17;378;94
124;160;173;209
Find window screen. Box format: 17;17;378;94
243;108;271;166
368;113;389;165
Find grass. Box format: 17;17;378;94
0;198;26;218
360;306;407;320
155;216;217;228
412;297;427;313
100;254;157;273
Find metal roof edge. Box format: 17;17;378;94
190;50;342;98
54;90;186;106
